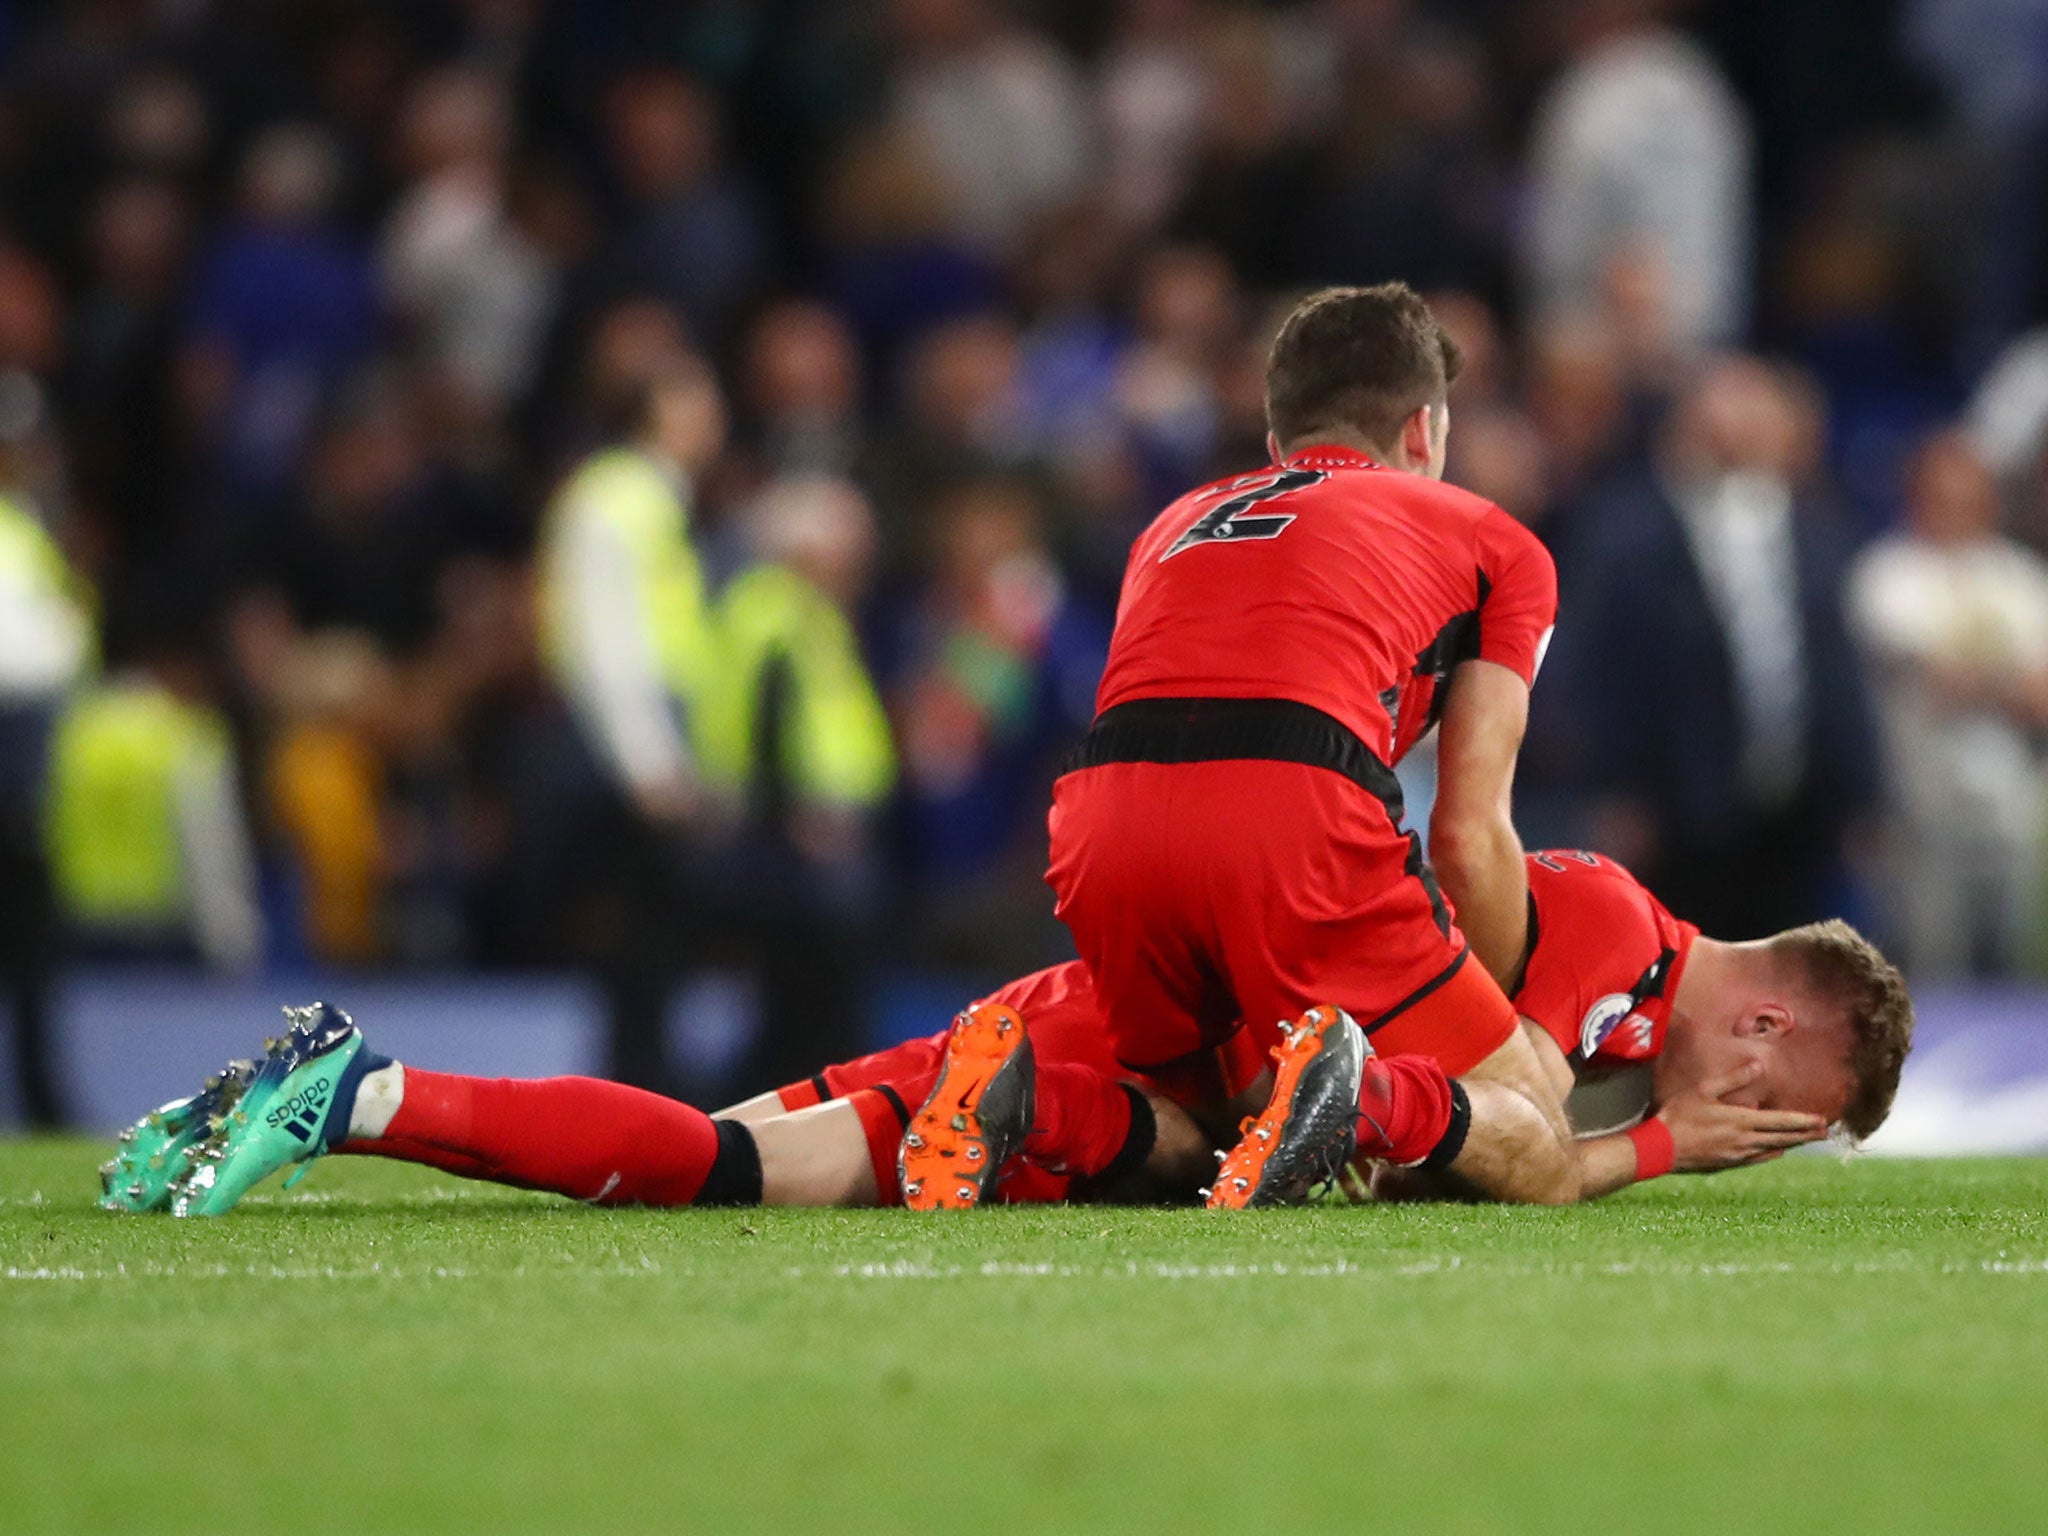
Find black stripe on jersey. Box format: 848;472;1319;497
1068;696;1454;940
1068;697;1405;802
1564;945;1679;1068
1411;568;1493;732
1506;889;1540;999
1359;947;1471;1036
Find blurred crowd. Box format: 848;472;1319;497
6;0;2048;1117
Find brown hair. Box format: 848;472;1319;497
1263;283;1462;454
1770;920;1913;1142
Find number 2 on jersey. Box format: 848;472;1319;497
1160;468;1327;561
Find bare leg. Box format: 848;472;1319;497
714;1090;791;1125
753;1100;881;1206
1369;1022;1582;1205
1368;1076;1581;1205
1444;1026;1580;1204
747;1087;1222;1208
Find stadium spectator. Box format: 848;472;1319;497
240;381;458;656
887;0;1093;259
63;180;193;578
533;330;727;1089
1523;0;1753;350
814;126;1005;377
1570;356;1880;938
378;67;556;421
1771;143;1962;533
865;312;1040;575
1905;0;2048;365
700;476;897;1088
179;124;377;515
736;300;867;480
596;69;770;346
1968;323;2048;548
1013;202;1132;475
0;374;90;1126
1522;311;1641;526
1849;429;2048;976
45;613;262;972
888;477;1106;970
1310;23;1508;297
1094;0;1209;235
1167;9;1323;289
1113;243;1238;522
0;243;63;384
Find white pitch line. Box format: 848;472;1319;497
0;1258;673;1283
774;1253;2048;1282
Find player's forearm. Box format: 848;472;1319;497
1573;1133;1645;1200
1416;1119;1633;1207
1428;810;1529;986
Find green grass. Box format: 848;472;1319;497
3;1143;2046;1535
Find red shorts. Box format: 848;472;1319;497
1045;757;1515;1100
779;964;1123;1107
774;966;1126;1204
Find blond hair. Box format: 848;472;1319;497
1769;920;1913;1143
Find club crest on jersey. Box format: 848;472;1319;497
1580;994;1647;1058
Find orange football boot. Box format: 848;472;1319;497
900;1002;1036;1210
1204;1005;1367;1209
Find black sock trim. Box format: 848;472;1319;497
1094;1083;1158;1186
694;1119;764;1206
874;1083;910;1129
1419;1080;1471;1171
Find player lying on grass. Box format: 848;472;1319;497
101;850;1910;1216
777;845;1910;1208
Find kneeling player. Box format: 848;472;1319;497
101;853;1909;1216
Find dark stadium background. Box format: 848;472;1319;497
1;0;2044;1143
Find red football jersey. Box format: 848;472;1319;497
1094;445;1557;764
1514;850;1699;1067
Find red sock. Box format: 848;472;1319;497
845;1088;907;1205
341;1134;493;1182
1023;1061;1135;1178
1356;1055;1456;1166
339;1069;731;1205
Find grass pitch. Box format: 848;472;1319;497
3;1142;2045;1535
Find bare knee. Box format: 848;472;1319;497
750;1101;879;1206
1443;1079;1583;1205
